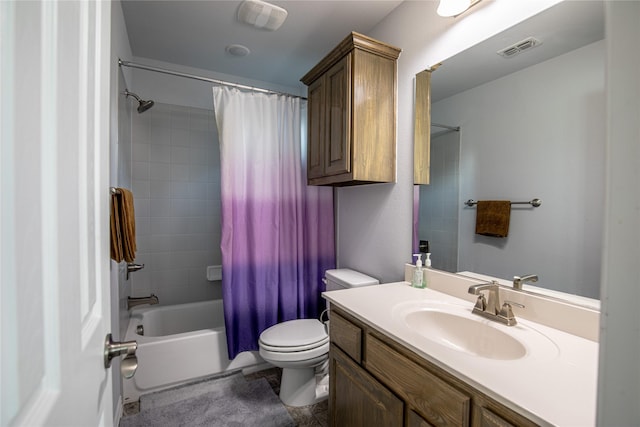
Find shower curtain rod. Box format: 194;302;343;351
118;59;307;100
432;122;460;131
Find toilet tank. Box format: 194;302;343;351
324;268;379;291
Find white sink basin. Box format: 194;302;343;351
393;300;559;361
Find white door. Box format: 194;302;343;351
1;1;114;426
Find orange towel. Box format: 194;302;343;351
475;200;511;237
110;188;137;263
110;193;123;262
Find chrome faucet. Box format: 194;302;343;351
468;281;524;326
468;281;501;315
127;294;159;310
512;274;538;290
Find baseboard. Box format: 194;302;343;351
242;362;273;375
113;397;123;427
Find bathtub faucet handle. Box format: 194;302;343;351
126;262;145;280
127;294;159;310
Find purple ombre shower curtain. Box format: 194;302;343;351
212;87;335;359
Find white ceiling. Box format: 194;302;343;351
121;0;404;89
121;1;605;97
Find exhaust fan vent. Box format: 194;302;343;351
497;37;542;58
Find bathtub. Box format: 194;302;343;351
122;300;263;402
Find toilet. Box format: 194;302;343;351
258;268;379;407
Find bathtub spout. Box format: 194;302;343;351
127;294;159;310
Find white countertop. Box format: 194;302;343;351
323;281;598;427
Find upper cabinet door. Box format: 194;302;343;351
307;77;326;180
414;69;432;185
324;54;352;177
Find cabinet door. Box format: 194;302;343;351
366;334;470;427
409;410;436;427
324;53;352;176
307;76;325;179
330;344;403;427
477;407;517;427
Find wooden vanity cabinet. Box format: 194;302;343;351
329;307;539;427
301;32;401;186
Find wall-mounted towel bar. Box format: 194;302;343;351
110;187;121;195
465;198;542;207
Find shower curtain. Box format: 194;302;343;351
212;86;335;359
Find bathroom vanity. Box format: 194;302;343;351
323;269;599;426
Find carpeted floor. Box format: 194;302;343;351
245;368;328;427
121;368;328;427
120;371;295;427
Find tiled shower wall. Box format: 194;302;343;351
129;102;222;305
418;130;460;272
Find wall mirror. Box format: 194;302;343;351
416;0;605;300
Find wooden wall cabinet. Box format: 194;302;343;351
414;69;432;185
329;307;539;427
301;32;401;186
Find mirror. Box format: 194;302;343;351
416;1;605;300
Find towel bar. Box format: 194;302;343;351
465;198;542;208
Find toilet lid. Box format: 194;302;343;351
259;319;328;350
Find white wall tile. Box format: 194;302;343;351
171;198;192;217
171;181;193;199
150;125;171;146
131;161;149;180
171;128;189;146
132;143;150;162
150;199;172;217
150;217;172;235
190;147;208;165
189;129;210;148
134;198;150;218
136;217;150;236
171;164;190;182
130;102;221;305
149;180;172;199
147;234;173;253
131;180;150;198
171;146;190;164
150;145;171;163
149;162;171;181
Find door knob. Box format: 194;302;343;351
104;333;137;369
120;354;138;379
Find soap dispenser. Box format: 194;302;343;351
423;253;431;287
412;254;424;288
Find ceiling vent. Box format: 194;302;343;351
237;0;288;31
497;37;542;58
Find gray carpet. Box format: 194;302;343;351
120;372;295;427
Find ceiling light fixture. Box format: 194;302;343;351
237;0;288;31
437;0;481;17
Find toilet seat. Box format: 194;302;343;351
259;319;329;361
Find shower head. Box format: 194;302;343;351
124;90;154;113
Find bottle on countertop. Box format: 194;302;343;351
412;254;425;289
423;253;431;287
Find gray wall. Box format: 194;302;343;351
433;40;605;298
335;0;559;283
597;2;640;424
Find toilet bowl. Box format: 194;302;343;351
258;268;379;407
259;319;329;407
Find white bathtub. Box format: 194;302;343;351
122;300;263;402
